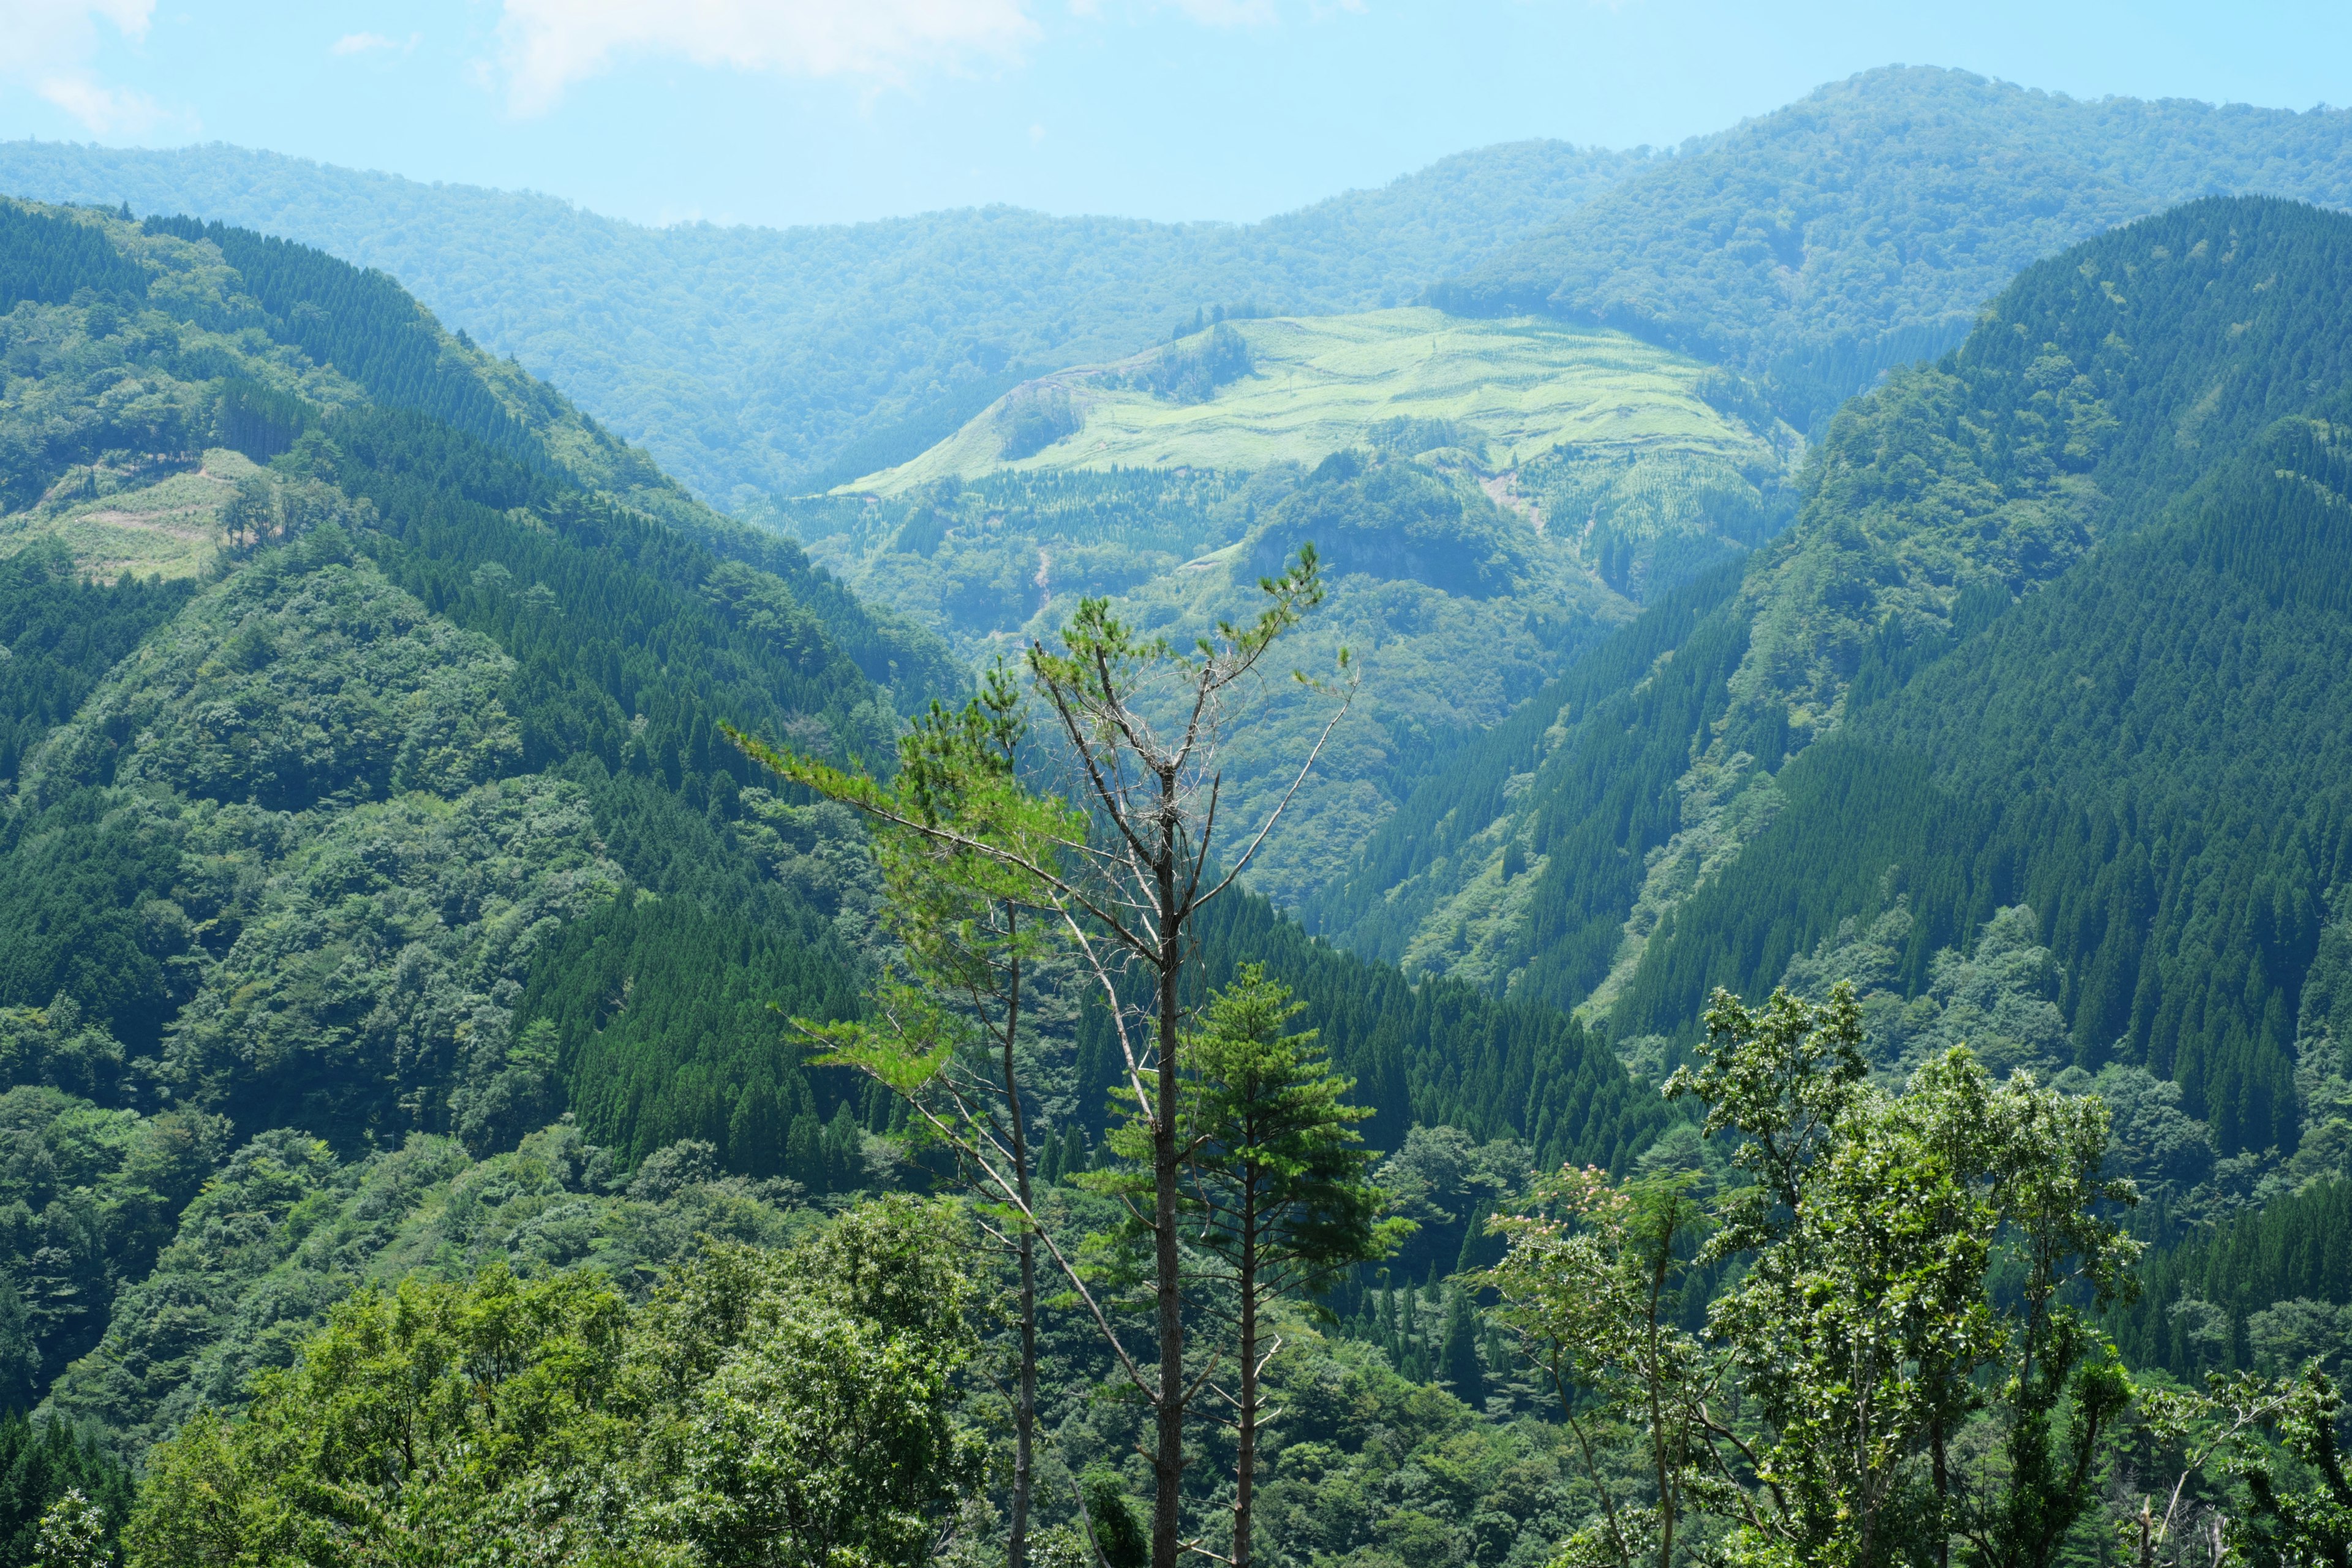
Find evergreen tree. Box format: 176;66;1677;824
744;550;1347;1568
766;663;1079;1568
1114;965;1406;1568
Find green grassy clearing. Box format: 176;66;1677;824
0;448;263;581
850;309;1776;492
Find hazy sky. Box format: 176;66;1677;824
2;0;2348;230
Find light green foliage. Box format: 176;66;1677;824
1079;456;1622;911
783;425;1784;912
1;530;631;1144
1324;195;2352;1204
1128;965;1405;1566
1480;1165;1709;1568
856;310;1781;494
123;1196;986;1568
28;532;519;813
47;1120;803;1463
2223;1369;2352;1566
1373;1125;1529;1249
0;998;132;1107
0;450;262;583
32;1486;107;1568
0;210;367;508
1520;443;1792;602
156;773;624;1145
1781;903;2069;1080
0;1084;230;1395
1727;349;2112;756
1654;984;2143;1568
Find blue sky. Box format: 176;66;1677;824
2;0;2348;230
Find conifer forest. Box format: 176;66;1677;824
6;45;2352;1568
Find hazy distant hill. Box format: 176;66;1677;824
0;138;1646;505
766;305;1799;909
1440;66;2352;429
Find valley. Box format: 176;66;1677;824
3;51;2352;1568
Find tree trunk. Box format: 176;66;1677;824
1647;1241;1673;1568
1234;1169;1261;1568
1931;1412;1948;1568
1006;918;1033;1568
1151;797;1185;1568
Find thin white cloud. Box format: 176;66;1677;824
331;31;398;56
1163;0;1275;23
1;0;163;134
37;71;168;135
494;0;1041;116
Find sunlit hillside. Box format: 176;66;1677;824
848;307;1789;492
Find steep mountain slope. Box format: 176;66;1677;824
0;139;1646;503
773;305;1800;909
0;199;1657;1455
1317;198;2352;1189
1439;67;2352;431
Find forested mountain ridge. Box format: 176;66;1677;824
15;67;2352;516
0;138;1648;503
1315;195;2352;1243
0;200;1660;1489
1438;66;2352;431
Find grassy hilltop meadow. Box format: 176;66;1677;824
7;56;2352;1568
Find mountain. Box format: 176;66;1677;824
0;139;1647;505
840;306;1787;492
1315;196;2352;1249
767;307;1799;908
0;197;1654;1457
1438;66;2352;431
17;67;2352;514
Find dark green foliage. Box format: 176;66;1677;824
0;202;145;307
516;894;861;1180
1441;66;2352;431
1309;557;1746;963
141;214;530;462
0;1412;132;1564
767;467;1262;643
0;206;902;1184
1244;452;1525;598
1617;413;2352;1156
1121;322;1253;404
801;367;1036;493
314;407;890;781
1314;565;1750;1014
0;543;192;787
209;377;311;462
0;791;188;1050
2113;1179;2352;1376
1082;1466;1150;1568
0;1085;228;1389
1330;200;2352;1178
1079;892;1671;1174
997;386;1080;461
42;1120;805;1461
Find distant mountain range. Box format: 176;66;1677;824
0;137;1645;504
8;66;2352;513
